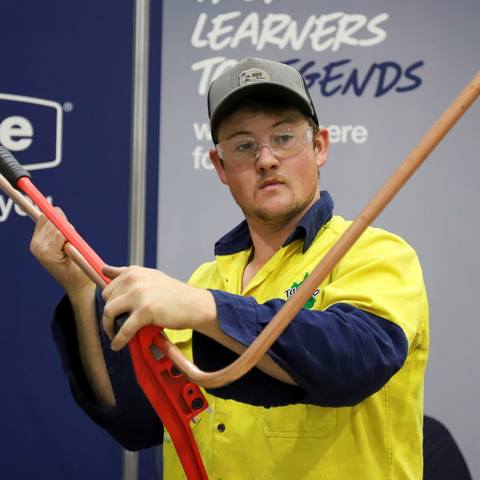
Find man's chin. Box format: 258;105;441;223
253;203;303;226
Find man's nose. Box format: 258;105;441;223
255;145;280;171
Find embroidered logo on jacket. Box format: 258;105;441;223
285;273;320;309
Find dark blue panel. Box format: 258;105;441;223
0;1;161;479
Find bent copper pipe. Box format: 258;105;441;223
2;68;479;390
155;67;480;389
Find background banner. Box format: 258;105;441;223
158;1;480;478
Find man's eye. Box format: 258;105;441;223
235;141;255;152
272;133;294;146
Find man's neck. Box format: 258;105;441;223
248;221;295;265
241;223;293;291
242;194;319;290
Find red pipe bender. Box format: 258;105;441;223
0;146;210;480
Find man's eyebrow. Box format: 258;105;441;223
272;119;293;128
224;131;253;141
223;119;302;141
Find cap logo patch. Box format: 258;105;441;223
239;68;270;86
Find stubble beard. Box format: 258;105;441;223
253;196;313;226
248;183;319;228
229;167;321;228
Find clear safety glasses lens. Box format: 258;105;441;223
216;125;314;164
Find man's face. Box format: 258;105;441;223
209;106;329;228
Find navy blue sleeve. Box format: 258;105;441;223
193;290;408;408
51;290;163;451
192;331;308;407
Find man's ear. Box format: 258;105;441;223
209;148;228;185
315;127;329;168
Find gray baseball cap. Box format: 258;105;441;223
208;57;319;132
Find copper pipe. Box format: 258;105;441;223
159;67;480;389
2;68;479;390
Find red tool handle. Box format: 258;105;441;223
131;326;209;480
17;176;110;284
0;146;210;480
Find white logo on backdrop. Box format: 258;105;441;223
0;93;63;171
0;94;62;221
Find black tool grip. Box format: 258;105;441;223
0;146;31;189
114;312;130;333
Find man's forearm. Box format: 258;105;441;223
194;290;297;386
69;285;116;407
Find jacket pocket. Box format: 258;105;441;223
260;404;337;439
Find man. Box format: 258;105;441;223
31;57;428;479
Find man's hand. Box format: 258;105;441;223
30;210;95;298
101;265;217;351
102;265;297;385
